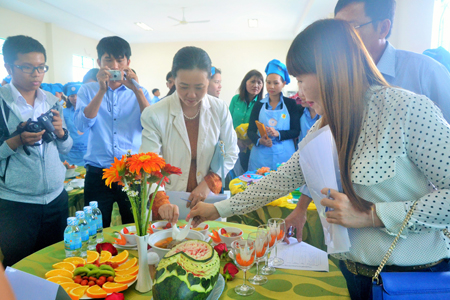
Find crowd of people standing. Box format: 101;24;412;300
1;0;450;299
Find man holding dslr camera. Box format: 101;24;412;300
0;35;72;266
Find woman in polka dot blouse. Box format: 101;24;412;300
189;19;450;300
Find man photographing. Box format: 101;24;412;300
0;35;72;266
75;36;151;229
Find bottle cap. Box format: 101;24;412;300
67;217;77;226
83;206;92;214
75;211;85;219
89;201;98;209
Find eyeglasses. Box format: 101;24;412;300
353;20;379;29
13;65;49;74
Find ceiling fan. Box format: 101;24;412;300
168;7;210;26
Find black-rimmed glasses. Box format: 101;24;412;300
353;20;380;29
13;65;49;74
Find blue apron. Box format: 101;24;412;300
248;96;295;170
60;107;89;166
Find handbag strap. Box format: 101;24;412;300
372;200;450;283
218;141;225;189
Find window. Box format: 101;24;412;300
72;55;94;82
0;38;9;83
433;0;450;50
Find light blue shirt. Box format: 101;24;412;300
74;82;151;168
60;106;89;166
299;107;320;142
377;42;450;122
150;96;160;105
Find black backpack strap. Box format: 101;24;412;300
0;98;12;183
0;98;11;143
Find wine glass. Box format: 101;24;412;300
248;230;269;285
231;239;256;296
258;224;276;275
268;218;286;266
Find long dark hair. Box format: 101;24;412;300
286;19;389;212
171;46;212;78
64;95;73;109
238;70;264;102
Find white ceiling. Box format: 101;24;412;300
0;0;337;43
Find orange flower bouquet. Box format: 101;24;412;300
103;151;181;236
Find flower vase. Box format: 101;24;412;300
135;234;152;293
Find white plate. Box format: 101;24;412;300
80;278;137;299
65;171;80;179
70;179;85;189
114;243;138;250
207;274;225;300
65;186;73;192
150;274;225;300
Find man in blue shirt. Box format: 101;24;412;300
150;88;160;104
74;36;151;228
335;0;450;122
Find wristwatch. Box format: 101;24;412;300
57;128;69;141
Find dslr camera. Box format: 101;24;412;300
12;105;58;155
23;105;58;143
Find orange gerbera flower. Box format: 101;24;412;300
126;152;166;175
162;164;182;176
103;156;127;187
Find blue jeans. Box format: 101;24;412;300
339;259;450;300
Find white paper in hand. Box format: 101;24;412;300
298;125;351;254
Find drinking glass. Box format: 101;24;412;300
258;224;276;275
268;218;286;266
248;230;269;285
231;239;256;296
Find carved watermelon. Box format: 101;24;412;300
153;240;220;300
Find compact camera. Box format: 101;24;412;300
109;70;123;81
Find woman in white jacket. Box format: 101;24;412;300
139;46;238;223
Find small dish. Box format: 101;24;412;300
150;221;171;233
120;226;138;245
218;227;243;247
65;186;73;192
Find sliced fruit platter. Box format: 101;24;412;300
45;250;138;300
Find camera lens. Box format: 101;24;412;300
26;122;41;132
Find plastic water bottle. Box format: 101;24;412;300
83;206;97;250
64;217;82;258
89;201;103;243
75;211;89;258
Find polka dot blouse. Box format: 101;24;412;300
215;86;450;266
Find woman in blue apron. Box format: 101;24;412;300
60;82;89;166
248;59;301;171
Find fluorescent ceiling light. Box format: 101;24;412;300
135;22;153;31
248;19;258;28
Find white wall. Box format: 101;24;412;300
131;40;295;105
388;0;435;53
0;1;439;101
0;7;98;84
